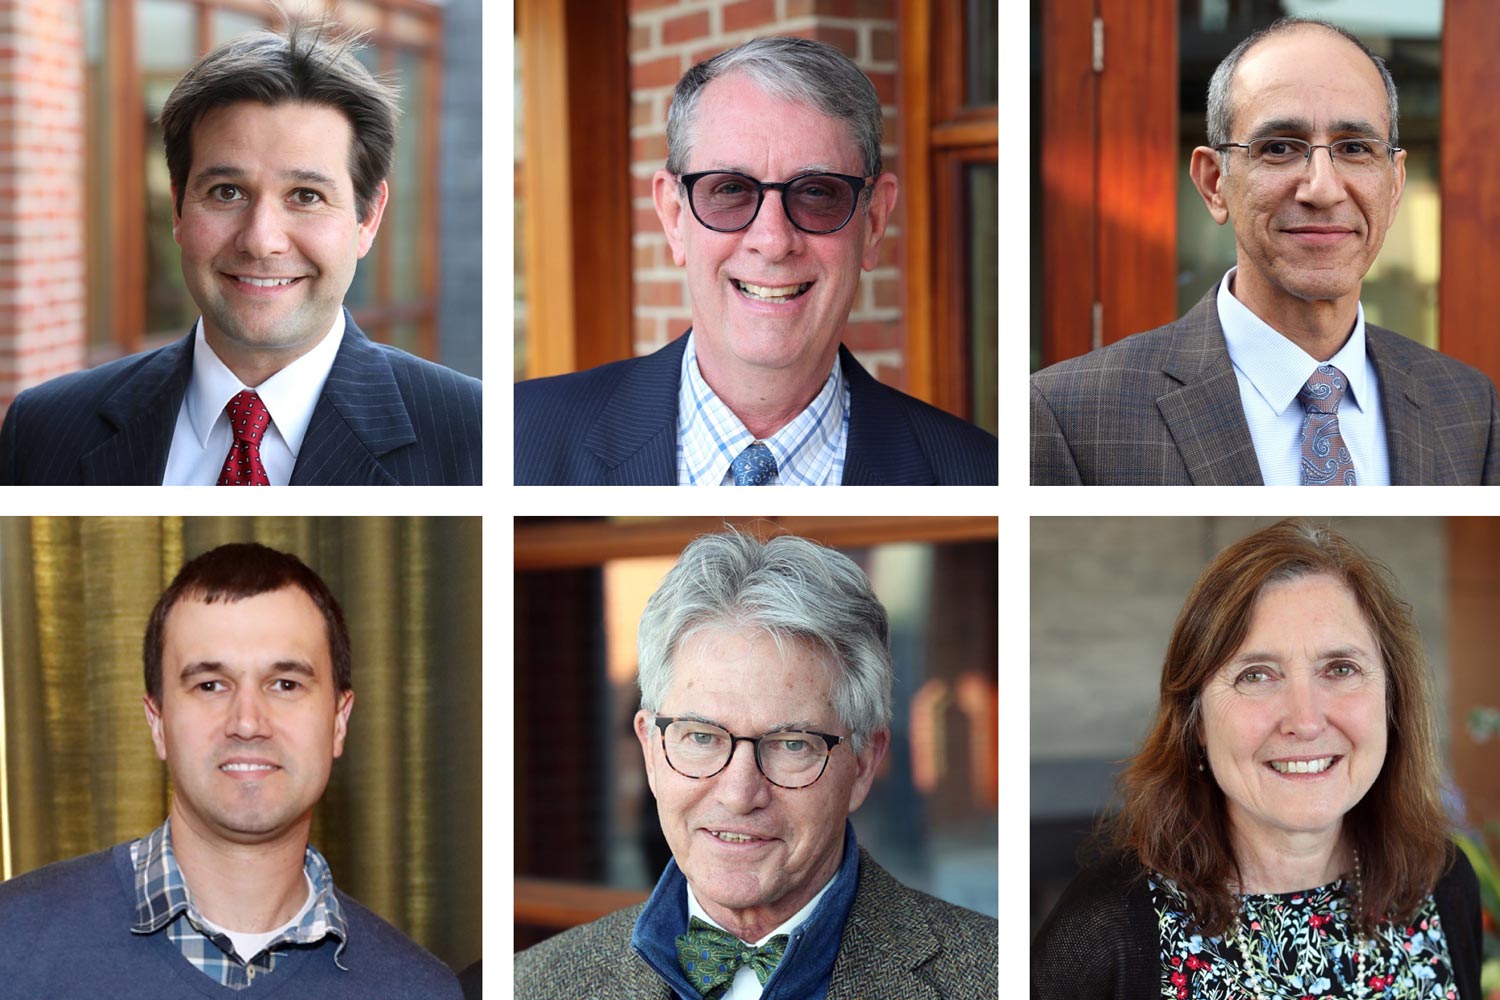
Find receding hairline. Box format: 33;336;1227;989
1223;22;1392;138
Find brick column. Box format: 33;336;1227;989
0;0;86;413
628;0;905;387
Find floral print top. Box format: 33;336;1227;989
1150;871;1458;999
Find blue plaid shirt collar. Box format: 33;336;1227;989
677;331;850;486
130;819;350;986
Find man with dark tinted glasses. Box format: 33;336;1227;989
1032;17;1499;485
514;531;997;997
515;37;997;485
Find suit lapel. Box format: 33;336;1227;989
79;335;194;485
840;347;932;485
582;335;684;485
1368;328;1435;485
827;851;943;1000
1156;289;1264;485
291;313;411;485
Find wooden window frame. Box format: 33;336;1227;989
92;0;442;364
901;0;998;424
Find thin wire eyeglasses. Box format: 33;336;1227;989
1213;137;1401;176
677;171;873;234
652;716;845;789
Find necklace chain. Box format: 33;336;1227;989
1233;847;1369;1000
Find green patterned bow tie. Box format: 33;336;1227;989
675;916;789;996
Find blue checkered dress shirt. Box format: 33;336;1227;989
129;819;349;989
677;332;850;485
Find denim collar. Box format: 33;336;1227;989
630;821;861;1000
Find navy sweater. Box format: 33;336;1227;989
0;843;463;999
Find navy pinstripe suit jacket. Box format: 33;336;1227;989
0;312;482;485
514;334;997;485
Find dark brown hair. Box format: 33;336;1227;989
143;542;352;703
158;13;399;223
1109;519;1448;936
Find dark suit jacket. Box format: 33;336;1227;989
514;849;998;1000
514;333;997;485
0;312;482;485
1031;285;1500;485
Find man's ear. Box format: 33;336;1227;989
653;171;689;267
1189;146;1231;226
860;173;898;272
331;690;355;757
171;185;182;245
144;694;168;762
846;728;889;814
356;180;389;257
634;710;661;799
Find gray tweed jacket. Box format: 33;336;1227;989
1031;284;1500;485
513;848;998;1000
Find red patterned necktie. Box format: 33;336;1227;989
217;390;272;486
1297;364;1357;486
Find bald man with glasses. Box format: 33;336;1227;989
1032;16;1499;486
515;37;997;486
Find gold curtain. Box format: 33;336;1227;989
0;516;481;971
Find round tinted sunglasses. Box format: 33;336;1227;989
679;171;873;234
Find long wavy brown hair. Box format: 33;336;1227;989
1109;519;1449;936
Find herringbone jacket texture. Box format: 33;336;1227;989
1031;285;1500;485
514;849;998;1000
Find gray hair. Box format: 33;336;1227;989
637;531;893;752
664;36;884;180
1205;17;1399;150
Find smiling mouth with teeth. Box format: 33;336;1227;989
711;831;762;843
734;279;812;304
1268;756;1339;775
220;763;278;773
231;275;301;288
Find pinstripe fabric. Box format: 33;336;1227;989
1031;284;1500;485
514;849;998;1000
514;332;997;485
0;311;481;485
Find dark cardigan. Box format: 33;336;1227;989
1031;846;1483;1000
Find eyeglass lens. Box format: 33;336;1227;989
691;173;857;233
1246;138;1389;173
661;720;831;787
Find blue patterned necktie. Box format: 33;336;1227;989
675;917;788;997
1298;364;1357;486
731;442;777;485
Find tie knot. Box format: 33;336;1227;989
225;390;271;445
731;442;777;486
1299;364;1348;414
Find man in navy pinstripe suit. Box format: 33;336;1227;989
0;17;480;486
515;38;995;486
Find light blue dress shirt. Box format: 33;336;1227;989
1217;269;1391;485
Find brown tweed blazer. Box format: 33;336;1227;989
1031;285;1500;485
513;848;998;1000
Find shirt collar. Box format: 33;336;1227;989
185;310;346;455
678;331;845;485
130;818;350;967
631;821;863;997
1217;267;1373;416
686;872;833;947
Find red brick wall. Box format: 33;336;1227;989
0;0;85;412
628;0;906;388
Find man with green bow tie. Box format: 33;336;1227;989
514;531;997;999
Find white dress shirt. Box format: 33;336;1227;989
685;877;834;1000
1217;268;1391;485
676;332;849;486
162;312;345;486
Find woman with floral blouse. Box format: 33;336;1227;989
1032;520;1482;1000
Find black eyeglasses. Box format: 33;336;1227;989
652;716;845;789
678;171;872;235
